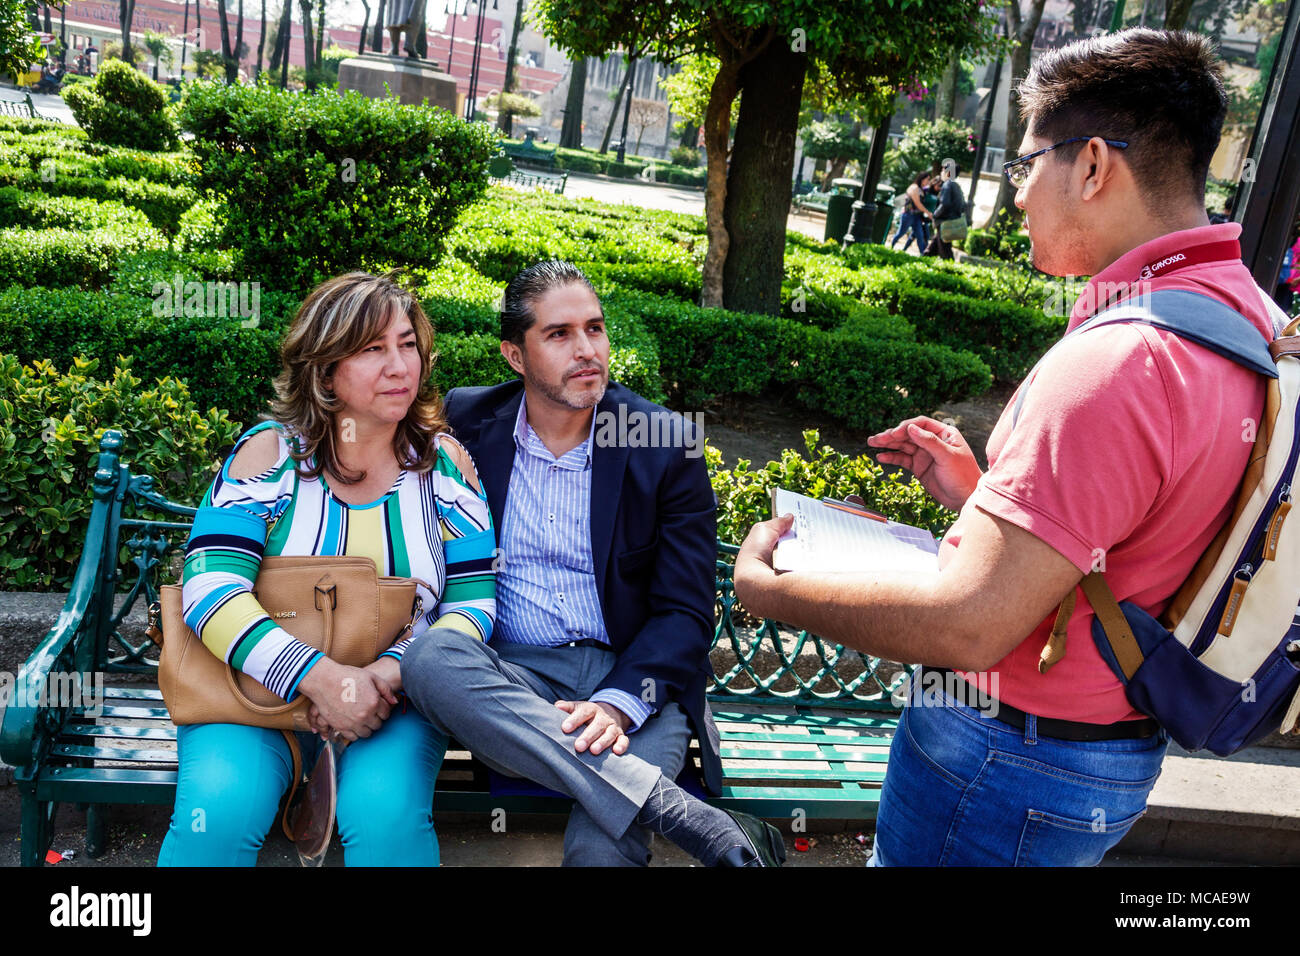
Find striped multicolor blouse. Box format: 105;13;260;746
181;421;496;702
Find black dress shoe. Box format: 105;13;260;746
715;809;786;867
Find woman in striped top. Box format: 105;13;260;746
157;272;496;867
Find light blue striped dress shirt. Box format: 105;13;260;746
494;397;653;730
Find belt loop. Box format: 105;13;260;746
1024;713;1038;746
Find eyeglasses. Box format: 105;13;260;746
1002;137;1129;188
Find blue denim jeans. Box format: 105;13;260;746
868;678;1168;866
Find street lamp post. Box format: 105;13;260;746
842;113;892;249
464;0;497;122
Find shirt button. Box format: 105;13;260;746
549;514;555;521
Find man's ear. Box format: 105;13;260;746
1079;136;1118;203
500;338;526;377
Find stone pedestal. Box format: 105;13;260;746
337;53;459;112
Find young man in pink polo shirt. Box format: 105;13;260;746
733;28;1288;866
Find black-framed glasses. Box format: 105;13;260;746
1002;137;1129;188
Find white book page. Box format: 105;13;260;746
771;488;940;575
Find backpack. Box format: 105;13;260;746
1013;288;1300;756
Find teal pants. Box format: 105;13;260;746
157;704;447;866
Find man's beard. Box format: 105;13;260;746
524;362;607;410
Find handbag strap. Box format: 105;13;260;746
224;578;338;715
278;730;303;841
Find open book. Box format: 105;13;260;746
770;488;940;575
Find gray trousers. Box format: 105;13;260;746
400;629;691;866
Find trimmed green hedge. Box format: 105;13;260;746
0;286;283;428
0;165;196;234
895;284;1064;383
179;84;498;292
0;222;166;289
603;286;990;430
0;187;153;232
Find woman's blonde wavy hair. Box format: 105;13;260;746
269;271;446;484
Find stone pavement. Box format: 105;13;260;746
0;85;74;124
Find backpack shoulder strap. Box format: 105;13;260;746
1011;288;1277;428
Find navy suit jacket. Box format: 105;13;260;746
444;379;723;796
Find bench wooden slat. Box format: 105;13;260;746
62;725;177;741
96;704;171;719
101;687;165;701
713;710;899;729
52;743;177;763
721;745;891;763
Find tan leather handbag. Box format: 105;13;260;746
156;555;426;731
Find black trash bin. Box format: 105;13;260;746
823;178;862;242
871;185;895;244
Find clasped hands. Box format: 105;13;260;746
300;654;633;755
301;656;401;742
733;415;983;615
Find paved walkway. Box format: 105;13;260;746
0;85;74;124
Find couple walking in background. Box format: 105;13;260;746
891;158;966;259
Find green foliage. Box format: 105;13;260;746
669;145;700;167
799;120;871;164
0;222;166;289
0;286;284;428
62;59;180;152
178;84;498;292
0;0;45;82
603;286;990;431
894;285;1063;383
881;116;978;190
706;430;956;547
657;53;738;130
0;165;196;234
0;354;239;590
0;187;153;232
485;91;542;119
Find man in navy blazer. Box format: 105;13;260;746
399;261;784;867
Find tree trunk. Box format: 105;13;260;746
1071;0;1096;35
316;0;325;64
1164;0;1194;29
679;121;698;149
119;0;136;64
936;50;960;119
257;0;267;76
720;39;807;315
216;0;236;82
559;55;587;148
497;0;525;134
599;56;634;153
358;0;369;53
42;3;52;32
699;57;742;308
235;0;245;78
987;0;1048;230
270;1;288;73
278;1;291;87
300;0;316;88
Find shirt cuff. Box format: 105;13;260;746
284;649;325;702
378;636;414;664
590;689;654;732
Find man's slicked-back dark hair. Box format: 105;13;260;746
1016;28;1227;209
500;259;599;344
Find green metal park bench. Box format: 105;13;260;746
489;153;568;195
0;431;906;866
0;94;44;121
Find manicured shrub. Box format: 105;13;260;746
581;260;702;302
0;221;165;288
0;187;152;232
178;84;498;292
62;59;179;151
554;150;606;175
894;284;1064;383
0;353;239;589
0;286;283;427
0;166;196;234
706;430;956;547
670;145;700;168
602;286;990;431
605;160;647;179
